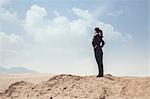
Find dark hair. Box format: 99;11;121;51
95;27;103;37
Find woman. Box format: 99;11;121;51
92;27;105;77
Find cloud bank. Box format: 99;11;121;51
23;5;129;44
0;3;132;74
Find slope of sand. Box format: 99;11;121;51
0;74;150;99
0;73;54;92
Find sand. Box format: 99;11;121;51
0;74;150;99
0;73;53;92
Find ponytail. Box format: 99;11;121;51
99;29;103;38
95;27;103;38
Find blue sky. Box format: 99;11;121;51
0;0;149;76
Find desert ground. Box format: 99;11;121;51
0;73;54;92
0;74;150;99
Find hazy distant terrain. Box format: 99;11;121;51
0;74;150;99
0;66;37;74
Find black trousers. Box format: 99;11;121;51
94;46;103;76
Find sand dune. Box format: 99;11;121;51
0;73;53;92
0;74;150;99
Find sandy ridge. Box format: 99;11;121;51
0;74;150;99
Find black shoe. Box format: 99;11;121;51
96;74;103;77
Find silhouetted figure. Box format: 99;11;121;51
92;27;105;77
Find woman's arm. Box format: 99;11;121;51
92;37;95;47
92;37;97;49
100;38;105;48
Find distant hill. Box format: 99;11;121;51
0;66;37;74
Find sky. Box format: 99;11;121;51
0;0;149;76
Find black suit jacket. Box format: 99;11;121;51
92;34;105;48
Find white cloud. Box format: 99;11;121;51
0;32;32;69
0;32;28;51
23;5;130;44
107;9;126;16
23;5;90;47
72;7;93;20
0;0;29;67
0;32;30;67
23;5;48;41
24;4;47;28
0;0;22;52
0;8;17;23
0;0;17;24
0;0;10;6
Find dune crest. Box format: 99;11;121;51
0;74;150;99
